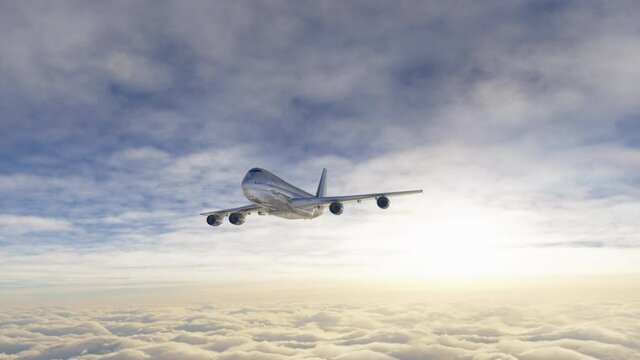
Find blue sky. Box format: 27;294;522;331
2;1;640;290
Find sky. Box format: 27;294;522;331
2;0;640;299
4;1;640;359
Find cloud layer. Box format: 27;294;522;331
1;298;639;360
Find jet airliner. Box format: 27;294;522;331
200;168;422;226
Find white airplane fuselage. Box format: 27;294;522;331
241;168;323;219
201;167;421;226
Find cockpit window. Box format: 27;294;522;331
244;168;262;181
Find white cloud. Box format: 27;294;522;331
106;53;173;92
1;297;638;359
518;347;598;360
0;215;74;235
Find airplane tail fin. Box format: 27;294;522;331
316;168;327;197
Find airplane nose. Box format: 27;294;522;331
242;182;257;201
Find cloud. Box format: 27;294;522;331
106;53;173;93
29;321;112;337
518;347;598;360
0;215;74;235
1;299;639;359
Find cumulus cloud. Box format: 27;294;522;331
1;299;639;359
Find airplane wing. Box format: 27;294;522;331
289;189;423;208
199;204;264;216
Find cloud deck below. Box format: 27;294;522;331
1;299;639;360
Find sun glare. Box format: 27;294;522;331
351;200;636;279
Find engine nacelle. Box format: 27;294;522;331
377;196;390;209
329;202;343;215
206;214;223;226
229;212;246;225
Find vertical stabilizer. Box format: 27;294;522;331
316;168;327;197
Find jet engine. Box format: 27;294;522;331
229;212;246;225
206;214;223;226
377;196;390;209
329;202;343;215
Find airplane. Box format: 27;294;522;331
200;168;422;226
